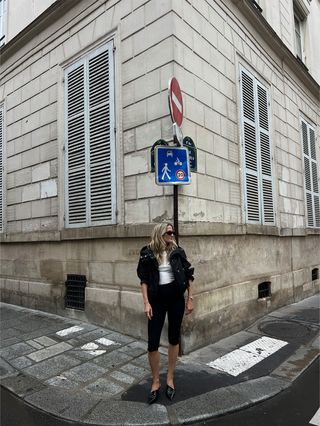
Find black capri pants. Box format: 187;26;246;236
148;282;185;352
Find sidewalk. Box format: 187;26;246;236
1;294;319;425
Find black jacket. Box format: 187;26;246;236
137;245;194;301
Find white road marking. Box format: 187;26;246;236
310;407;320;425
96;337;120;346
56;326;83;336
172;92;182;113
82;342;99;350
207;336;288;377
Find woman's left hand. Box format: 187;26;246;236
185;298;194;315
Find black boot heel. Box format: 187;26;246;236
165;385;175;401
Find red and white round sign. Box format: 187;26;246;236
168;77;183;127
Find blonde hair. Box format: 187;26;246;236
149;223;177;263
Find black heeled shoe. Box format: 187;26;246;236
147;387;160;404
165;385;175;401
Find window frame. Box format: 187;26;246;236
239;65;275;226
64;41;116;228
0;0;7;47
301;117;319;228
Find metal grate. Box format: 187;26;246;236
65;274;86;310
312;268;319;281
258;281;271;299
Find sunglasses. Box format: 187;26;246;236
163;231;175;236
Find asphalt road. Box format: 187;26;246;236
196;357;320;426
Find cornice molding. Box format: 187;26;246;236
0;0;79;64
230;0;319;97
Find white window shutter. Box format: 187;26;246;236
240;67;274;225
0;104;3;232
65;62;87;226
257;83;274;224
241;69;260;223
309;127;319;227
302;121;319;228
88;46;115;224
65;41;115;228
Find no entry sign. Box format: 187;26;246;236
168;77;183;127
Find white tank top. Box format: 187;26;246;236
158;251;174;285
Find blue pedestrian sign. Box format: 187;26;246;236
155;146;191;185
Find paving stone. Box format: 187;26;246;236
83;400;169;425
63;362;107;383
69;348;106;361
1;337;22;348
106;332;135;345
45;375;79;389
27;342;73;362
33;336;58;347
1;328;21;339
131;353;149;367
9;356;34;369
1;372;45;397
119;343;146;358
93;350;132;369
85;378;124;396
26;340;43;350
0;357;17;378
173;386;250;423
110;370;135;384
0;342;34;361
25;387;99;418
120;363;149;379
231;376;288;403
23;354;81;380
20;328;58;341
72;328;113;344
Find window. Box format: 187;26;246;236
0;103;3;232
239;66;275;225
0;0;6;46
64;41;116;227
294;13;304;61
301;119;319;228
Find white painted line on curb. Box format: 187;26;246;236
56;326;83;336
207;336;288;377
310;407;320;425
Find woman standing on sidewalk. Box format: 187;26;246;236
137;222;194;404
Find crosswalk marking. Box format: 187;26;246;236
207;336;288;377
56;325;83;336
310;408;320;426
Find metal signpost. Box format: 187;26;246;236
150;77;197;245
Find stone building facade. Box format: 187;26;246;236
0;0;319;353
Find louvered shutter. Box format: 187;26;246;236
65;42;115;227
65;62;87;226
0;104;3;232
240;67;274;225
240;70;260;223
257;84;274;223
303;120;319;228
88;48;114;224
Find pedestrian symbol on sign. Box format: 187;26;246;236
162;163;171;180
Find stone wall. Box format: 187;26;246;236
1;231;319;352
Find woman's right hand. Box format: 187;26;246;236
144;302;153;320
